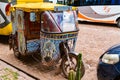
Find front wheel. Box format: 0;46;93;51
61;53;85;78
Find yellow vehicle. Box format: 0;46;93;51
9;2;85;78
0;0;12;35
0;0;44;35
15;0;44;4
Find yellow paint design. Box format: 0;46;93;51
78;12;115;23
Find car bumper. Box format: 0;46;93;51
97;61;119;80
0;23;12;35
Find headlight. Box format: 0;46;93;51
102;53;119;64
67;40;73;49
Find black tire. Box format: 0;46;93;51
117;19;120;28
12;36;21;59
61;53;85;78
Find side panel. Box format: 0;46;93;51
40;32;78;67
77;5;120;24
11;11;17;35
16;10;26;54
26;40;40;53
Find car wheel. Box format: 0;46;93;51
117;19;120;28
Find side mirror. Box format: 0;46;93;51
30;12;36;22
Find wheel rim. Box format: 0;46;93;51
61;54;85;78
61;54;78;78
64;57;77;74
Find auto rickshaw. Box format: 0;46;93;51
9;2;85;78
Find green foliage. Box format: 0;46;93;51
68;53;82;80
68;69;75;80
0;68;19;80
75;53;82;80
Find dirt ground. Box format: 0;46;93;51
76;22;120;80
0;22;120;80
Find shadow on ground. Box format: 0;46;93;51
16;52;59;72
0;35;9;44
78;21;117;28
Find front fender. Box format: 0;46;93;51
69;51;79;56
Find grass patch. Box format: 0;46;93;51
0;68;19;80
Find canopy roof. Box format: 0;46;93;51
16;0;43;4
11;2;76;12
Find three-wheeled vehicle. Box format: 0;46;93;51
9;2;85;78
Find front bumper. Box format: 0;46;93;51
97;61;120;80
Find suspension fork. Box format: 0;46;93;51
63;42;72;69
9;33;17;50
9;34;13;50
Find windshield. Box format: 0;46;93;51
52;11;77;32
41;11;78;33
